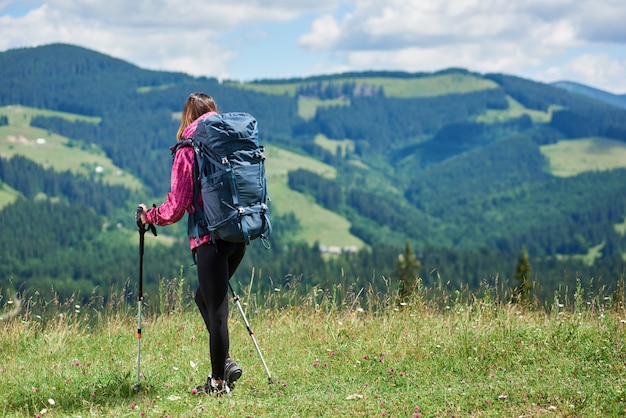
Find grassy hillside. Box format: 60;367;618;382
0;104;366;249
0;181;19;209
228;72;498;99
0;105;142;190
541;137;626;177
473;95;557;123
264;145;366;249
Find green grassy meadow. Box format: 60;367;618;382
0;182;19;209
0;105;142;191
298;98;350;120
264;145;366;249
228;73;498;99
541;137;626;177
1;279;625;417
473;96;557;124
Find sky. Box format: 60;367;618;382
1;0;626;94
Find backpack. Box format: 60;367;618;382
180;112;271;245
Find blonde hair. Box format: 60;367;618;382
176;92;218;140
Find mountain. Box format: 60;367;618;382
551;80;626;110
1;43;625;303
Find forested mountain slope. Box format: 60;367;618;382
1;43;625;303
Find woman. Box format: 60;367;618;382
139;92;244;396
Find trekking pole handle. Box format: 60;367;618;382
136;205;157;236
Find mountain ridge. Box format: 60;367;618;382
1;43;625;302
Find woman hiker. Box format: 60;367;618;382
138;92;244;396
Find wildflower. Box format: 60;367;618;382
191;387;198;395
48;398;55;405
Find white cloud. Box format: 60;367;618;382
0;0;343;78
543;53;626;91
293;0;626;93
1;0;626;93
298;14;342;51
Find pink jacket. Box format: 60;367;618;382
145;111;217;250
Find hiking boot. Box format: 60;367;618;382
224;357;242;387
194;376;231;397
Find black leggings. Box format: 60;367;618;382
194;240;246;379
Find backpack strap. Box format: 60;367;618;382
171;138;193;157
171;138;210;245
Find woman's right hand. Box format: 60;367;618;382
138;203;148;224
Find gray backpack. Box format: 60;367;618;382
181;112;271;245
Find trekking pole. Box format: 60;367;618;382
228;282;273;384
133;206;157;392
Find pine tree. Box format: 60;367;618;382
394;240;421;302
512;247;533;306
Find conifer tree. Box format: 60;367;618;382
513;247;533;306
394;240;421;302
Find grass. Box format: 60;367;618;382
1;276;625;417
313;134;355;157
264;145;366;249
0;105;142;191
298;98;350;120
554;242;606;266
227;73;498;99
540;137;626;177
0;182;19;210
473;96;557;124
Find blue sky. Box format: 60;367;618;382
1;0;626;94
